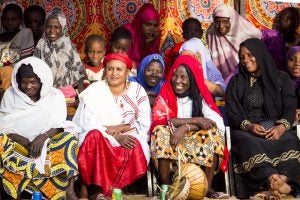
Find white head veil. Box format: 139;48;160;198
0;57;67;141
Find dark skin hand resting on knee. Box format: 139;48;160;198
8;128;63;158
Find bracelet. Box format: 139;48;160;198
276;119;290;131
240;120;252;131
44;133;49;138
186;124;191;132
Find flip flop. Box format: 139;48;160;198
209;192;230;199
96;193;108;200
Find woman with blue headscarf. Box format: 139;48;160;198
129;53;165;107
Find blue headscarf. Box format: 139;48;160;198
129;54;165;95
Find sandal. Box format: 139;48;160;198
208;192;230;199
96;193;108;200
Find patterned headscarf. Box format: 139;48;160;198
33;8;85;88
129;53;165;95
207;4;262;83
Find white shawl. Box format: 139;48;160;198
73;80;151;163
0;57;67;140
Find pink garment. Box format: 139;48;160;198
123;3;160;63
207;4;262;83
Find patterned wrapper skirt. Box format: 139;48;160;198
0;132;78;199
151;125;224;167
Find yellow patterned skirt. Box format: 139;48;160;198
151;125;224;167
0;132;78;199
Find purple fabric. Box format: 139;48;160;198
286;46;300;60
261;29;286;71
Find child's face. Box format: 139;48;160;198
1;10;21;32
111;38;131;54
287;52;300;78
45;18;62;42
279;11;293;30
24;11;44;40
86;41;106;67
142;20;159;42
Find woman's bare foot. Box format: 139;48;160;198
279;175;288;182
270;174;291;195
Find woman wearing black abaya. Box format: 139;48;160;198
226;38;300;198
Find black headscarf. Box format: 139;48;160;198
16;63;40;88
174;64;203;117
16;63;37;78
226;38;296;127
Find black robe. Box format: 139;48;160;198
225;38;300;197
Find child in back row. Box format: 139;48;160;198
83;34;106;86
107;27;137;76
108;27;132;54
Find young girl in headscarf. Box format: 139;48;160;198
34;8;85;93
129;53;165;107
123;3;160;64
286;46;300;122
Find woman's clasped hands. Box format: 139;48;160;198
105;124;136;149
247;124;285;140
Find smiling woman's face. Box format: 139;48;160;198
45;17;62;42
144;61;163;87
239;46;260;75
214;17;231;36
105;60;129;88
19;77;41;101
171;65;190;95
287;52;300;78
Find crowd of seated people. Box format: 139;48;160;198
0;2;299;200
